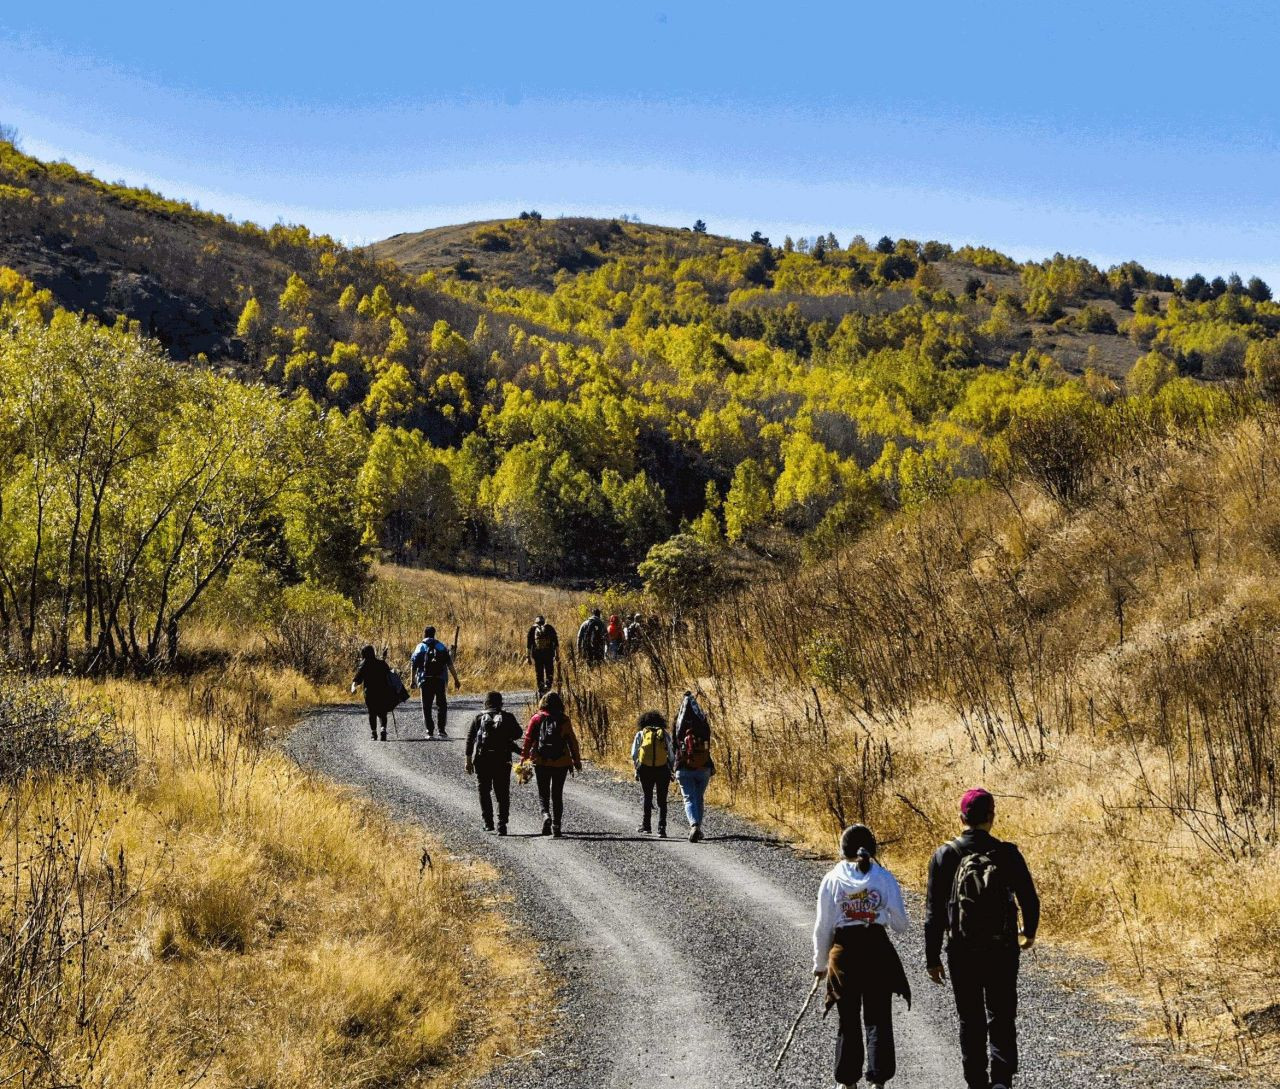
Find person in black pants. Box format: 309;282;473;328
925;788;1040;1089
465;691;524;834
526;615;558;695
350;644;393;741
410;626;461;737
519;691;582;837
630;710;673;836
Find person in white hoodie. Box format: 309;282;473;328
813;824;911;1089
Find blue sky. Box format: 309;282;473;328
2;1;1277;281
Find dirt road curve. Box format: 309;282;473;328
287;696;1241;1089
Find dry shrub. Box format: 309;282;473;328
1;659;540;1089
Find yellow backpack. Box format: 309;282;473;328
637;726;668;767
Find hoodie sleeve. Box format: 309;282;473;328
813;874;838;973
882;868;910;934
465;715;480;762
521;716;538;762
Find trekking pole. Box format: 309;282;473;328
773;975;821;1072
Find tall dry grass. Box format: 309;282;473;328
0;662;542;1088
565;407;1280;1076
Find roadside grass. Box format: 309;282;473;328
1;661;543;1088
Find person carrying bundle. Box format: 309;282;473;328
465;691;524;835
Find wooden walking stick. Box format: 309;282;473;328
773;975;821;1071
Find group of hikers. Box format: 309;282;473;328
352;620;717;841
352;618;1041;1089
813;789;1040;1089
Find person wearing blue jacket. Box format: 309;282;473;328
410;626;460;738
630;709;674;836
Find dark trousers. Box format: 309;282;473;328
366;707;387;738
532;651;555;693
833;928;896;1085
476;761;511;828
947;943;1020;1088
534;765;569;827
637;765;669;829
419;676;448;734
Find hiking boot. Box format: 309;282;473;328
637;824;651;834
552;825;563;839
497;824;507;836
380;731;387;742
370;730;377;740
689;824;703;843
658;824;667;838
438;729;449;739
541;816;553;836
484;821;495;833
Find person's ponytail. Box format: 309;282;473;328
840;824;878;871
855;847;872;875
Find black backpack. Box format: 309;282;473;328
416;639;446;678
475;711;506;759
948;840;1016;944
536;712;566;761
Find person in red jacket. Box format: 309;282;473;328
606;613;624;659
520;690;583;837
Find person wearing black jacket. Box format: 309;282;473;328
351;644;393;742
526;615;558;695
464;692;524;835
925;788;1040;1089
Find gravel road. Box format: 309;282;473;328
286;696;1247;1089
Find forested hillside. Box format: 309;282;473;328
5;136;1280;619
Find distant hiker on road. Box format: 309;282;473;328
526;614;559;695
411;626;461;738
606;613;624;659
813;824;910;1089
351;644;394;742
465;691;524;835
576;608;605;666
673;690;714;842
520;690;582;838
925;788;1040;1089
630;709;674;836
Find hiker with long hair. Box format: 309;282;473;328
520;690;582;837
813;824;910;1089
925;788;1040;1089
673;690;714;842
630;709;674;836
350;644;393;742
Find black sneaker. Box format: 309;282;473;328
541;817;552;836
497;825;507;836
484;823;495;833
658;825;667;838
380;732;387;742
438;730;449;739
637;825;651;834
552;826;563;839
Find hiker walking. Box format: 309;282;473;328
623;613;644;656
673;690;714;842
520;690;582;838
630;709;674;836
465;691;524;835
576;607;605;666
605;613;624;659
925;788;1040;1089
526;614;559;695
351;644;394;742
410;625;461;738
813;824;910;1089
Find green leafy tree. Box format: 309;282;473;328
638;532;726;610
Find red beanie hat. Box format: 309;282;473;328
960;787;994;823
